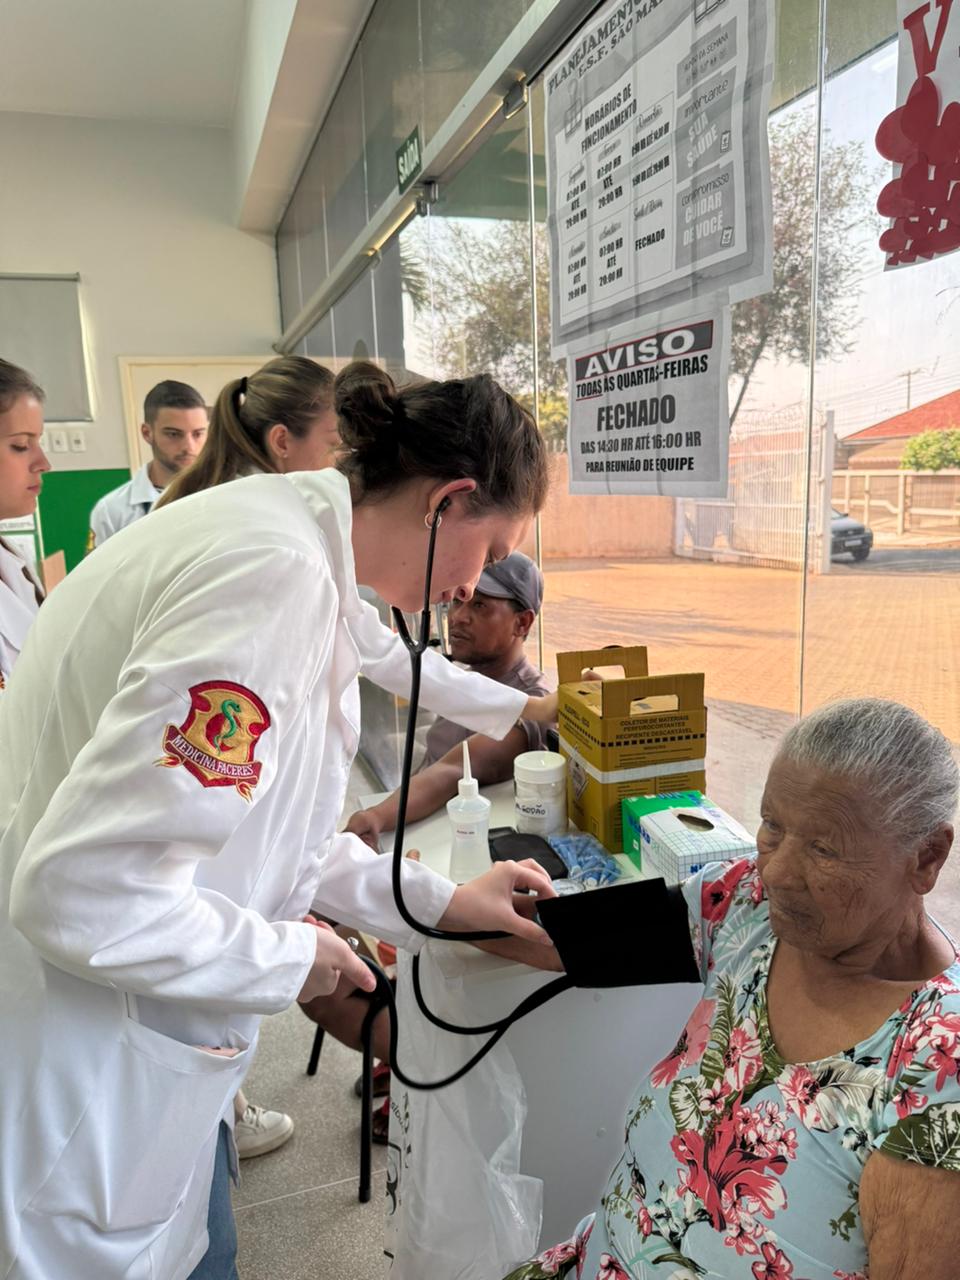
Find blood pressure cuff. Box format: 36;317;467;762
537;877;700;988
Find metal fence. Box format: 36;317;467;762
676;405;825;569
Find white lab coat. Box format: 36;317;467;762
0;537;43;692
0;470;527;1280
88;461;161;548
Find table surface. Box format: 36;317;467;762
380;782;700;1274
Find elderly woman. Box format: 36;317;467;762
507;698;960;1280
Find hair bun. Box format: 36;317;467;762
334;361;400;455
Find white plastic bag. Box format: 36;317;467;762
384;944;543;1279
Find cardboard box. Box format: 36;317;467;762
557;647;707;853
621;790;707;872
638;797;755;885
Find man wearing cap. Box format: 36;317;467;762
345;551;552;847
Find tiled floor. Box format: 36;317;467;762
234;757;389;1279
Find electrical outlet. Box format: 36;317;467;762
51;429;68;453
69;429;86;453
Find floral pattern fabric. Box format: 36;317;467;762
505;858;960;1280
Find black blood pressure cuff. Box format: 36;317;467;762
537;877;700;988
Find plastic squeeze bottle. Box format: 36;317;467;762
447;739;492;882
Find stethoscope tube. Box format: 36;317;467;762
365;498;571;1091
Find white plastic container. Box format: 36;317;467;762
447;740;492;881
513;750;567;837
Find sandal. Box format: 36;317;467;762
353;1062;391;1098
371;1095;390;1145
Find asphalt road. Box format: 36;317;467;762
831;547;960;574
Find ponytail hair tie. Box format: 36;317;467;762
233;375;248;416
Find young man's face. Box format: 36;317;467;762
141;407;208;479
446;591;533;667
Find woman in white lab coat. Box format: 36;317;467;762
159;355;551;1177
0;359;556;1280
0;360;49;693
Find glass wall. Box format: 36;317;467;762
284;0;960;935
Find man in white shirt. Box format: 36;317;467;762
87;380;208;550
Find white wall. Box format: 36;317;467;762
0;111;280;471
232;0;298;221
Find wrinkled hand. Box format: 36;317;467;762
522;690;558;724
297;917;377;1003
345;808;382;852
439;857;557;945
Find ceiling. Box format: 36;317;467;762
0;0;246;128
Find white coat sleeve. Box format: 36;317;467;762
348;599;527;738
9;545;329;1014
310;832;454;952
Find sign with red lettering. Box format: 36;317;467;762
566;301;730;496
876;0;960;266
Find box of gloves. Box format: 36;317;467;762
557;647;707;854
624;791;755;884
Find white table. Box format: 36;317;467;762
381;782;700;1280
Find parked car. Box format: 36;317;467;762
831;508;873;561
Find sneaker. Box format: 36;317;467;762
235;1102;294;1159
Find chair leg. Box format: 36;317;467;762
358;1033;373;1204
307;1024;325;1077
358;996;386;1204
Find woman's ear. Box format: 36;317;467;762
912;823;953;895
264;423;287;466
426;478;478;519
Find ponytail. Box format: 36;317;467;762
157;356;335;507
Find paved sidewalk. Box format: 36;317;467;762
540;554;960;939
541;555;960;743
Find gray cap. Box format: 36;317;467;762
476;552;543;614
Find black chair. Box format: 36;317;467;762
306;990;388;1204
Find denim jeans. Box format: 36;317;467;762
187;1122;239;1280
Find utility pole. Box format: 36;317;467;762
898;367;923;410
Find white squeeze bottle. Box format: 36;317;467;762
447;739;492;882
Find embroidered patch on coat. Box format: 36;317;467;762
156;681;271;801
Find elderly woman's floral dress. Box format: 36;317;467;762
505;858;960;1280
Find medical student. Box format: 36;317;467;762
87;380;208;549
157;354;342;505
0;358;557;1280
0;360;49;694
159;357;343;1160
159;356;559;1163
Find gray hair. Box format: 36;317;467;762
776;698;959;842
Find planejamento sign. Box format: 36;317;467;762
544;0;773;352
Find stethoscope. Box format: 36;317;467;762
357;495;573;1091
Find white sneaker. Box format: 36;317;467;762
234;1102;294;1159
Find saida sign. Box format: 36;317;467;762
396;126;422;195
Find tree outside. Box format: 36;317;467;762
901;428;960;471
730;105;877;423
399;102;877;446
401;217;569;448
